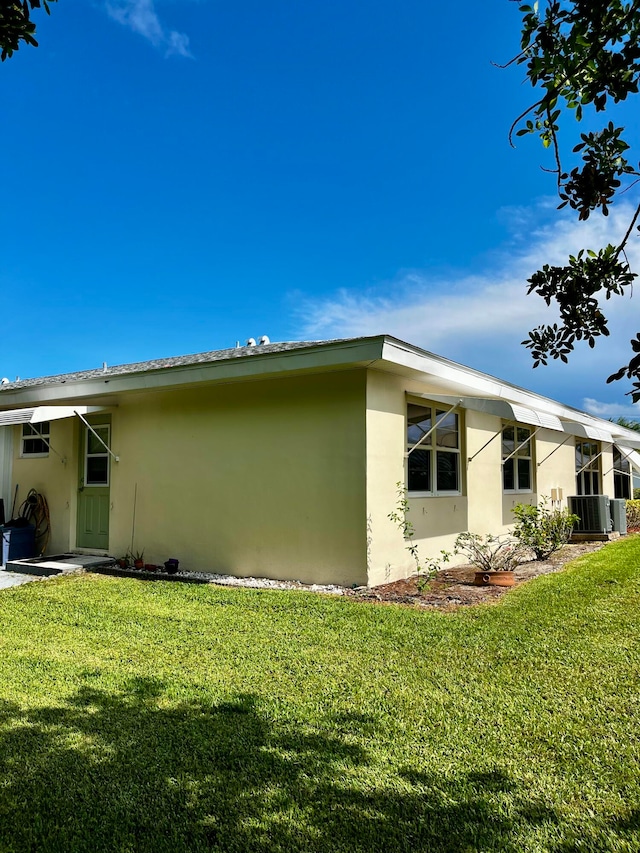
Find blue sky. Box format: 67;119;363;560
1;0;639;415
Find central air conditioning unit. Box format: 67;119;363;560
568;495;612;534
610;498;628;535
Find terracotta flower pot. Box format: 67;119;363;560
473;571;516;587
134;559;144;570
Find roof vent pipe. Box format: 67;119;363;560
246;338;256;347
259;335;270;345
102;362;108;373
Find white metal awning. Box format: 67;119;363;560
615;444;640;473
422;395;564;432
0;406;105;427
560;422;613;443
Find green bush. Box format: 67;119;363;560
512;498;579;561
634;488;640;500
627;499;640;528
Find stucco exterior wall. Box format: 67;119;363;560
114;371;367;585
11;371;368;584
365;369;608;586
6;356;625;586
11;418;78;555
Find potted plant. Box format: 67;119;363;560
117;553;131;569
454;532;527;587
133;549;145;570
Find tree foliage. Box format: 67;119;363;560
510;0;640;399
611;415;640;430
0;0;56;61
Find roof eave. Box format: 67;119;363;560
0;337;387;408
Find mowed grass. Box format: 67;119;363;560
0;541;639;852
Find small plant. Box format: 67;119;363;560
117;553;131;569
626;499;640;530
132;549;145;568
512;498;579;561
454;532;527;573
388;482;449;586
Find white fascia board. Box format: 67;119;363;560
382;340;505;398
381;339;626;440
0;339;387;408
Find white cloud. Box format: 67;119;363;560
294;200;640;408
106;0;193;58
582;398;640;419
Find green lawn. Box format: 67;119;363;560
0;540;639;852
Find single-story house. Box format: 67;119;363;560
0;335;638;587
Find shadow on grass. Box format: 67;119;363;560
0;679;559;852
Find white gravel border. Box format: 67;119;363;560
107;563;346;595
177;570;345;595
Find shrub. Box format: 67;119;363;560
512;498;579;561
627;499;640;529
453;532;528;572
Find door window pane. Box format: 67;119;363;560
88;427;109;455
86;456;109;485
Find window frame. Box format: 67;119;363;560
84;423;111;488
20;421;51;458
613;447;632;500
406;401;462;497
575;440;602;496
502;422;535;494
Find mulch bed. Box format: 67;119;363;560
344;540;614;610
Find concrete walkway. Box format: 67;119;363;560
0;569;43;590
0;555;112;590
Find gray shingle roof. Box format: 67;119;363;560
0;339;341;392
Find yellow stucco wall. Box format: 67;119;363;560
364;370;612;586
109;372;366;584
7;364;623;587
12;371;368;584
11;418;79;555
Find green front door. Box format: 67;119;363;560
76;421;111;549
